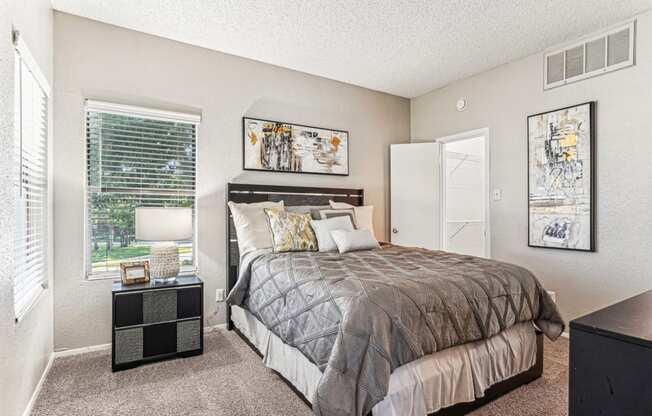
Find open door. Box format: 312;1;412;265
390;143;441;250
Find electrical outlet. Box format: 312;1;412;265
216;289;226;302
492;188;502;201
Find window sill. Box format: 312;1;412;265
86;269;199;281
14;285;47;324
86;272;120;282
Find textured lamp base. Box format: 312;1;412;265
150;242;180;282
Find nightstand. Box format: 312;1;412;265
112;275;203;371
569;290;652;415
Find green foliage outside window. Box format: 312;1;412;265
87;110;196;275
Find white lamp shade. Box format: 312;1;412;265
135;207;193;241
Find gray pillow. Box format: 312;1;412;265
330;229;380;253
310;216;355;252
311;208;357;225
286;205;330;215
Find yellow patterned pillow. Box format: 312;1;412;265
264;208;318;252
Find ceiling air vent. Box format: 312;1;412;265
544;20;635;90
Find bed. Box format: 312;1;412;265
225;183;563;416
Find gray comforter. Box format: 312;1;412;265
227;246;564;416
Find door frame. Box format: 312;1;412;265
434;128;491;257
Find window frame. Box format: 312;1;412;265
13;30;52;322
83;100;201;281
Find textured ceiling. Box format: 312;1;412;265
51;0;652;98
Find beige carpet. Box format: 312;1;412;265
469;335;569;416
33;329;569;416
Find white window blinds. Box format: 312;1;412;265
14;38;50;320
85;101;199;278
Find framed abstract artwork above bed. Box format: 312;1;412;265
527;101;595;251
242;117;349;176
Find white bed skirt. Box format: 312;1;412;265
231;305;537;416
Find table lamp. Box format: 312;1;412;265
135;207;192;282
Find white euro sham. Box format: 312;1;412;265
228;200;284;255
329;200;375;239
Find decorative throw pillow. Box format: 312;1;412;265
228;200;284;255
310;216;355;252
330;229;380;253
311;208;357;226
265;208;318;252
329;200;375;239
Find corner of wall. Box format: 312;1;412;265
0;0;54;415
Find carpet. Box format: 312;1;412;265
32;330;569;416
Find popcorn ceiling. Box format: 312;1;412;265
51;0;650;97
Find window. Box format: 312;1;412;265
13;32;50;320
85;101;199;279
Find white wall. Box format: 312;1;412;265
411;10;652;323
53;12;410;350
0;1;54;415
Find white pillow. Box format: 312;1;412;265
228;200;284;255
330;229;380;253
310;216;355;252
329;200;375;239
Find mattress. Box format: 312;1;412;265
231;305;537;416
228;247;561;416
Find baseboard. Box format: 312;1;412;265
23;341;115;415
22;353;54;416
53;342;111;358
205;323;227;333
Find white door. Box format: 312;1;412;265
390;143;440;249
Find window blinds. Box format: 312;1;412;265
14;49;49;320
85;102;199;277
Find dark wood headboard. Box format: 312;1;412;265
225;183;364;329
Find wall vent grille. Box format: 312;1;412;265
544;20;635;90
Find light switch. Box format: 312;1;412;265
492;188;502;201
216;289;226;302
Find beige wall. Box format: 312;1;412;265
411;10;652;324
0;1;54;415
53;12;410;350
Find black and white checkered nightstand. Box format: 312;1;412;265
112;276;203;371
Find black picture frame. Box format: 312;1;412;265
242;116;349;176
527;101;596;252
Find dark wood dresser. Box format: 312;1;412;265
112;276;203;371
569;290;652;415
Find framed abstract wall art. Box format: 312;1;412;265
527;102;595;251
243;117;349;176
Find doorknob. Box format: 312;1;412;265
392;228;398;234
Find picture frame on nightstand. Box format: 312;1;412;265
120;260;150;285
